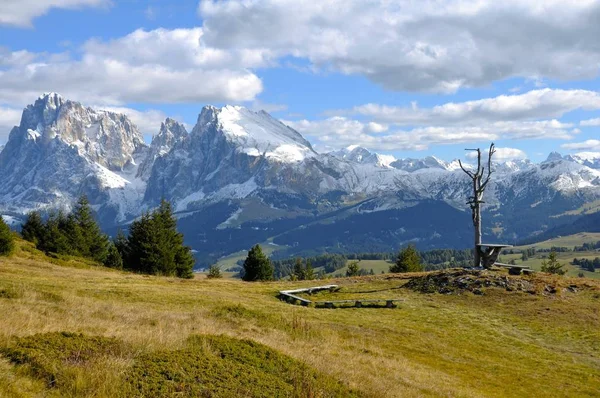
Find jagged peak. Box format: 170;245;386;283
545;151;563;162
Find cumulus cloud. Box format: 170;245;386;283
0;28;263;107
466;147;528;161
0;106;24;143
562;140;600;151
284;117;573;152
0;0;109;27
199;0;600;93
580;118;600;126
247;100;288;113
350;89;600;125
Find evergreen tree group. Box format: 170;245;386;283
242;244;274;281
0;216;15;256
21;196;112;265
292;258;315;280
116;200;195;279
390;245;423;273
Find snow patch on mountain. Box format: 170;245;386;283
209;105;316;163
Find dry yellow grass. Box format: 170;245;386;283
1;239;599;397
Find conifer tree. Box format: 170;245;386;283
114;229;130;264
541;250;566;275
0;216;15;256
21;211;45;245
390;245;423;273
123;200;195;278
293;258;305;280
304;260;315;280
73;195;108;262
346;261;360;277
39;212;71;255
242;244;274;281
104;242;123;269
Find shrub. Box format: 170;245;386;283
207;264;222;279
125;334;358;397
0;332;122;388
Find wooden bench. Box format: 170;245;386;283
316;299;403;309
495;262;534;275
477;244;513;268
278;285;339;306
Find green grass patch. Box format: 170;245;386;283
0;332;124;389
125;334;358;398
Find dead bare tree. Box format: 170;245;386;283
458;143;496;267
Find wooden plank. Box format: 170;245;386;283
495;263;531;269
477;244;514;248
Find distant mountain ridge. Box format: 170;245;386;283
1;93;600;264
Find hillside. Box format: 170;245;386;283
1;239;599;397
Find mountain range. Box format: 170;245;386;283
2;93;600;265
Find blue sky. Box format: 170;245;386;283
1;0;600;162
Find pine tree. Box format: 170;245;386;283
390;245;423;273
0;216;15;256
123;200;195;278
293;258;305;280
346;261;360;277
104;243;123;269
242;244;274;281
127;212;159;274
39;212;71;255
114;229;130;265
304;260;315;280
541;250;566;275
21;211;45;245
73;195;108;262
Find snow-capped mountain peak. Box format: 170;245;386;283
564;152;600;170
193;105;316;163
329;145;396;168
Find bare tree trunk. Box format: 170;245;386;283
459;143;495;268
474;198;481;267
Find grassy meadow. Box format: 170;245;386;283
1;238;599;397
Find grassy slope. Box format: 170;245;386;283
499;232;600;280
1;239;599;397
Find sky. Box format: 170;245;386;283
1;0;600;162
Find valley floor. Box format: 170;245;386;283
1;240;599;397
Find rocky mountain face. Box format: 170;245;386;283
0;93;148;222
2;93;600;264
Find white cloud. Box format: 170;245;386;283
0;28;264;107
580;118;600;126
350;89;600;125
562;140;600;151
466;147;528;161
0;0;109;27
247;100;288;113
284;117;574;152
0;106;22;143
199;0;600;93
